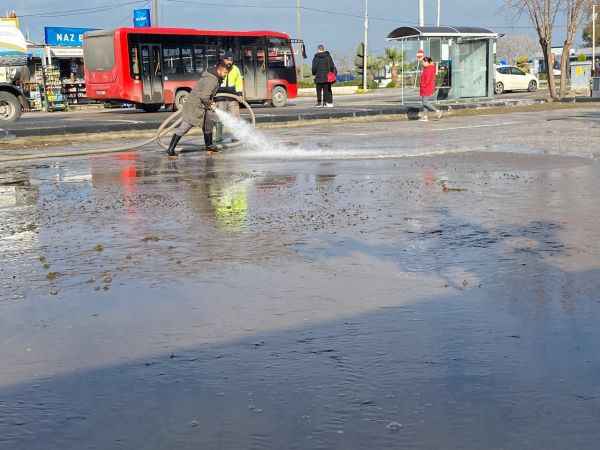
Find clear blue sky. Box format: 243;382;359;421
9;0;572;56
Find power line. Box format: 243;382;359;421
18;0;148;18
164;0;556;31
165;0;414;24
16;0;550;32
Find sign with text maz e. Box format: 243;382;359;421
133;9;152;28
44;27;98;47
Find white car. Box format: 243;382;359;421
494;66;539;95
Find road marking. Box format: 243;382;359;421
64;118;144;124
430;121;520;132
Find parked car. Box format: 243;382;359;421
494;66;538;95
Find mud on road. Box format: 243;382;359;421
1;107;600;450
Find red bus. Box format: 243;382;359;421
83;27;298;111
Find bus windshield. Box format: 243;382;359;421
83;32;115;72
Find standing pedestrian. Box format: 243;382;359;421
419;57;442;121
166;62;230;156
312;44;337;108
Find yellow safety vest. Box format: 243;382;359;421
224;65;244;94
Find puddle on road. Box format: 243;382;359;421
1;147;600;450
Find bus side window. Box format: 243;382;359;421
130;46;140;79
181;46;194;73
163;46;180;75
206;46;218;69
268;38;294;69
193;46;205;73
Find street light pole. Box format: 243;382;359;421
363;0;368;90
152;0;159;26
297;0;303;82
593;4;597;76
418;0;425;51
437;0;441;27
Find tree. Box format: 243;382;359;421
505;0;562;99
516;55;531;72
354;42;366;85
384;48;404;87
559;0;591;96
369;56;386;82
496;34;538;64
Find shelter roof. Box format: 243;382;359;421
387;26;498;40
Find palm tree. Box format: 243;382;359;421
384;48;404;87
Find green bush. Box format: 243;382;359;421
516;55;530;73
299;80;315;89
336;79;361;87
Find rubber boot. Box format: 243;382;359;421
204;133;218;152
166;134;181;157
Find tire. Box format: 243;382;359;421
270;86;288;107
140;103;162;113
174;90;190;111
494;82;504;95
528;80;538;92
0;91;22;123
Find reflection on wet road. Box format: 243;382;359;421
1;110;600;450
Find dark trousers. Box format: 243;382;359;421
174;110;216;137
316;83;333;104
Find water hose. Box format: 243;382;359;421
0;93;256;163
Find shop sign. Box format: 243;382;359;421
133;9;152;28
44;27;98;47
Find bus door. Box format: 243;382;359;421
140;44;164;104
242;46;268;101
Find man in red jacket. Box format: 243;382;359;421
419;57;443;121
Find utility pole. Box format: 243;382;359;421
152;0;159;26
363;0;368;90
593;4;597;76
437;0;441;27
297;0;303;81
418;0;425;55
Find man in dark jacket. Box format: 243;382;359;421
312;45;337;107
166;62;230;156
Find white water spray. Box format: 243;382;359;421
214;109;498;161
215;109;286;153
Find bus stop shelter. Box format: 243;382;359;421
387;26;499;101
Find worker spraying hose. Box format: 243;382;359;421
166;61;230;156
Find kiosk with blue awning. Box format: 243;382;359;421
24;26;99;110
387;26;499;100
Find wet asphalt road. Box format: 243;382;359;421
1;106;600;450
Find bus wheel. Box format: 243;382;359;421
0;91;22;123
140;104;162;113
175;90;190;110
270;86;288;107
